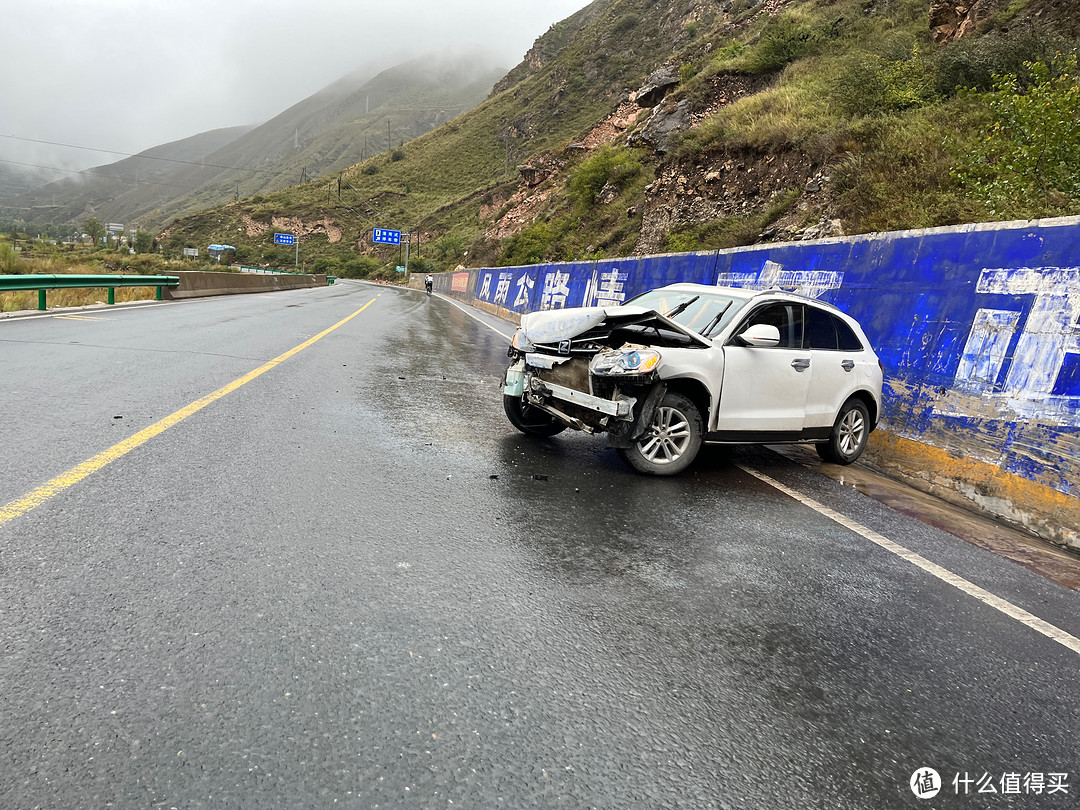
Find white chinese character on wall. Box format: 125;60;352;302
541;271;571;310
493;272;513;306
586;268;627;308
513;274;534;309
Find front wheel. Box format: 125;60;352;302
503;395;567;437
816;398;870;465
616;392;703;476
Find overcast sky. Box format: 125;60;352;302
1;0;592;174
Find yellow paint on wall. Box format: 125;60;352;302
867;432;1079;549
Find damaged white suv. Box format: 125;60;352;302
503;283;883;475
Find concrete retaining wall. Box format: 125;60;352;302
435;216;1080;549
163;271;326;299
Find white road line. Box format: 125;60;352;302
438;294;513;339
738;463;1080;657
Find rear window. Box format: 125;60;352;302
807;306;863;351
835;317;863;351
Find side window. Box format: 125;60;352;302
834;316;864;351
806;306;838;350
806;306;864;352
739;303;804;349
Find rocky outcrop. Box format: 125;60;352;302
628;99;693;155
929;1;996;43
633;66;681;108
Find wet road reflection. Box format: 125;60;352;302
3;282;1077;809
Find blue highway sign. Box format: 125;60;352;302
373;228;401;245
274;233;296;245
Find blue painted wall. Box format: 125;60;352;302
457;216;1080;498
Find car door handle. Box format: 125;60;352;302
841;359;855;372
791;359;811;372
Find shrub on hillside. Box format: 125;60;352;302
932;26;1079;96
954;55;1080;217
1;244;20;274
499;222;555;267
312;257;340;275
743;13;827;74
830;45;939;117
568;146;643;211
340;257;380;278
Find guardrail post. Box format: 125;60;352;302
156;286;163;300
107;288;115;305
38;289;46;311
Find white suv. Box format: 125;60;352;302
503;283;884;475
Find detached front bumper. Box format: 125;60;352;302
527;377;636;419
504;357;638;423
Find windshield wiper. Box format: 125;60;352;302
664;295;699;319
701;301;733;338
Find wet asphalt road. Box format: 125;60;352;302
1;281;1078;809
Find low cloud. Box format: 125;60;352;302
1;0;590;171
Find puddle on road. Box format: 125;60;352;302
771;445;1080;593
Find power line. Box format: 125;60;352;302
2;133;294;178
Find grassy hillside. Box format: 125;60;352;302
159;0;1080;277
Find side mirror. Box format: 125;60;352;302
738;323;781;348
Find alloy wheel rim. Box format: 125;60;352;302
837;409;866;456
638;406;692;463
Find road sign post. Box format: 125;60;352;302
374;228;405;282
274;233;298;268
372;228;401;245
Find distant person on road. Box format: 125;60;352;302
425;274;434;294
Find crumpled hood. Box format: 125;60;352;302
519;304;711;347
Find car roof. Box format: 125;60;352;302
650;282;863;323
656;282;835;306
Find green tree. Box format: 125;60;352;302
133;230;154;254
341;256;380;278
0;243;20;274
956;55;1080;216
82;217;105;245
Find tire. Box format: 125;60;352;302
616;392;703;476
503;394;567;437
816;398;870;465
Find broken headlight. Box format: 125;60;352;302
591;347;661;376
511;328;535;352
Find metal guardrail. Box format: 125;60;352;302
0;274;180;311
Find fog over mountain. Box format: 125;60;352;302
0;0;591;175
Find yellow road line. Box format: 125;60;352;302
0;298;377;528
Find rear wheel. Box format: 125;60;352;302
816;398;869;465
503;394;566;437
617;392;703;476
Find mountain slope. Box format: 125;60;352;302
149;54;508;225
5;126;255;232
7;53;505;233
159;0;1080;273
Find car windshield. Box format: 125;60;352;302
627;288;746;337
